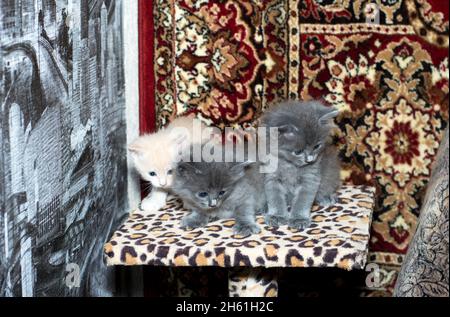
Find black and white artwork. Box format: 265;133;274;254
0;0;128;296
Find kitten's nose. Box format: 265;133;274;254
160;179;167;187
209;199;218;207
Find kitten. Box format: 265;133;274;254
260;100;341;230
128;115;209;213
172;145;265;236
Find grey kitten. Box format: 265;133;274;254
172;146;266;236
260;100;341;230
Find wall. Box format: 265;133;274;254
0;0;130;296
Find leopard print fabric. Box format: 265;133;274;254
228;268;279;297
104;185;375;270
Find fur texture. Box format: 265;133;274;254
128;115;208;212
260;100;341;230
172;145;266;236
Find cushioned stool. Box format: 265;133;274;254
105;185;375;296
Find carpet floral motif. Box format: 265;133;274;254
152;0;449;294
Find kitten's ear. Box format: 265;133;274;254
319;108;340;126
230;161;254;179
128;140;146;159
177;162;201;176
176;162;189;177
278;124;298;139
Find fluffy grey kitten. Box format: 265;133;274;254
172;146;266;236
260;100;341;230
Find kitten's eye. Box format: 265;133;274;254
167;169;173;175
149;171;157;176
218;191;226;196
293;150;303;156
314;143;322;150
197;192;208;198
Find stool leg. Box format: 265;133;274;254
228;268;278;297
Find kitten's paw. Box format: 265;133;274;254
180;214;207;230
140;199;164;213
255;207;267;216
288;217;311;231
140;192;167;213
316;194;337;207
233;222;261;236
265;214;288;227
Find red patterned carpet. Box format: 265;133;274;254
144;0;449;295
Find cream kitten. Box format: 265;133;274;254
129;115;210;213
